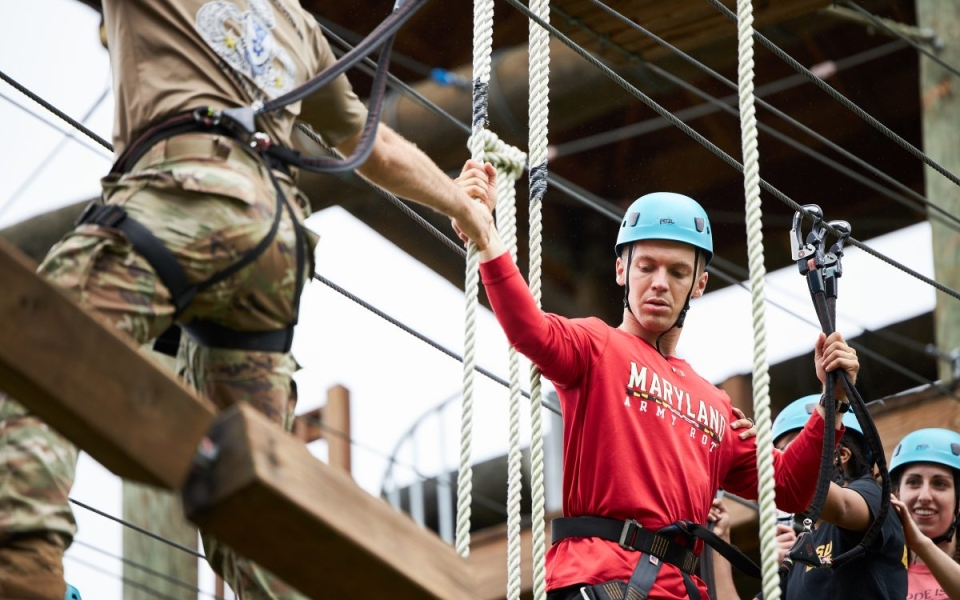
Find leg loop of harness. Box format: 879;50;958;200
78;108;310;355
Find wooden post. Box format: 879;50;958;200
122;483;199;600
123;349;198;600
917;0;960;383
292;385;352;473
324;385;352;473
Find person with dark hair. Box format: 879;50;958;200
454;161;859;600
771;396;907;600
890;428;960;599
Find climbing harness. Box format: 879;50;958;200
74;0;430;354
779;206;894;577
77;107;308;354
552;516;761;600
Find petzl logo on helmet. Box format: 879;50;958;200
660;218;674;225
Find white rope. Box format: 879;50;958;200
456;0;493;558
735;0;779;597
457;0;496;559
485;130;528;600
526;0;550;597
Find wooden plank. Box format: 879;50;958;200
0;238;217;488
182;403;479;600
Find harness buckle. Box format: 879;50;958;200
618;519;642;551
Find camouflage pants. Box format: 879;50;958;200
0;133;315;600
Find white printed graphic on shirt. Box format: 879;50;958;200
196;0;296;98
624;361;727;451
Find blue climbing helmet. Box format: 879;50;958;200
772;394;864;446
890;428;960;544
890;428;960;477
614;192;714;265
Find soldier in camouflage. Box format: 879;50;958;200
0;0;493;598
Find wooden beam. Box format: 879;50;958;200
182;403;479;600
0;238;217;488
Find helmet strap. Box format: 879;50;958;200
623;244;634;309
931;514;958;545
931;484;960;545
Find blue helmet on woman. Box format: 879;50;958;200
772;394;864;446
614;192;714;265
889;428;960;477
890;428;960;543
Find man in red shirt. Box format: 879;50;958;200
455;161;858;600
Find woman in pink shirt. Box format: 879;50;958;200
890;428;960;600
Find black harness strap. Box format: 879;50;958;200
553;517;699;576
79;109;308;354
76;203;196;314
553;517;763;600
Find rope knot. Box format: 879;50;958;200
468;129;526;183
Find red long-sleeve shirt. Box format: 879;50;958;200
480;252;837;598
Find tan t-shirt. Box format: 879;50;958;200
102;0;367;156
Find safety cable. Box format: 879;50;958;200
837;1;960;81
496;0;960;302
546;32;906;158
258;0;427;114
638;60;960;235
297;411;519;519
317;22;472;136
702;0;960;190
0;90;112;159
562;0;960;234
3;7;955;548
70;539;225;600
0;84;111;221
64;554;190;600
704;265;958;401
4;62;948;390
5;17;958;300
313;13;442;80
68;498;206;559
0;69;112;151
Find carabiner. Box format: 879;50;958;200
790;204;825;274
823;220;852;275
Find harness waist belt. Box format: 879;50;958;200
183;320;293;353
552;516;698;575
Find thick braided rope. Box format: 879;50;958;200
457;0;495;559
482;130;528;600
527;0;550;598
735;0;779;598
